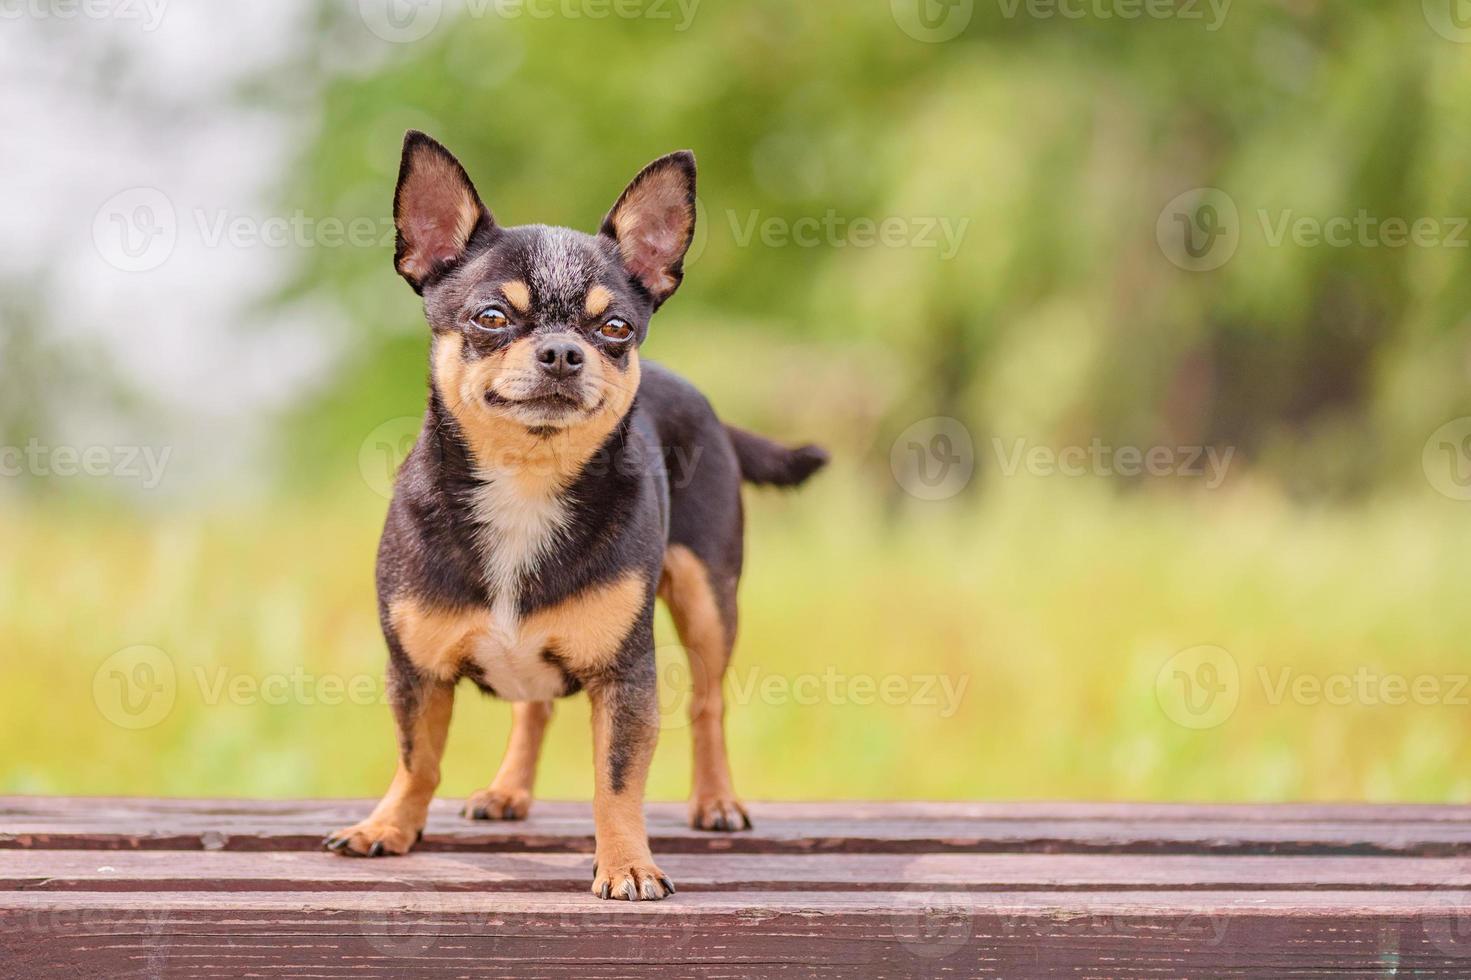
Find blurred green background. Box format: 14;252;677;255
4;0;1471;804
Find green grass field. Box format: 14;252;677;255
5;472;1470;804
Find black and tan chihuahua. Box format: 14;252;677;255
323;132;827;900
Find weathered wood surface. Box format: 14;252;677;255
9;797;1471;855
4;798;1471;977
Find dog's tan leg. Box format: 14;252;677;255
463;700;553;821
325;675;454;857
588;678;673;900
660;544;750;832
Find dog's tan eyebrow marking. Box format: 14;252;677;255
585;285;613;318
500;280;532;313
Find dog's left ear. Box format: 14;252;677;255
600;151;697;310
393;131;496;294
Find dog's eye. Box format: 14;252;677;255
472;307;509;331
598;318;632;342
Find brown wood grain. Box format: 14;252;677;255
6;798;1471;976
4;890;1471;978
4;850;1471;893
7;797;1471;855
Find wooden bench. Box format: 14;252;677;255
4;797;1471;976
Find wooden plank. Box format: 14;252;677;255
4;850;1471;893
8;798;1471;976
11;796;1471;822
7;797;1471;856
4;890;1471;978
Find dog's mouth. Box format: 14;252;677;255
484;382;597;421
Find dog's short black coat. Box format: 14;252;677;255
325;132;826;901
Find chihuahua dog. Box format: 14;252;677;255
323;132;826;900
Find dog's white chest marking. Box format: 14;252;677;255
468;470;571;700
467;627;565;701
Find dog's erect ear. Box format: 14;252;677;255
599;151;697;310
393;131;495;293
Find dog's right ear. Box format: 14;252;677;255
393;131;495;293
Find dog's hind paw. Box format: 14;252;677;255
689;796;751;833
461;787;532;821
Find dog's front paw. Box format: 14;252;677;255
591;857;675;901
690;795;751;833
462;787;532;821
322;819;420;858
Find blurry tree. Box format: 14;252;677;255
269;0;1471;499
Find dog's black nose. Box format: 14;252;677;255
535;338;584;378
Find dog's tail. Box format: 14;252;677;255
724;425;829;488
